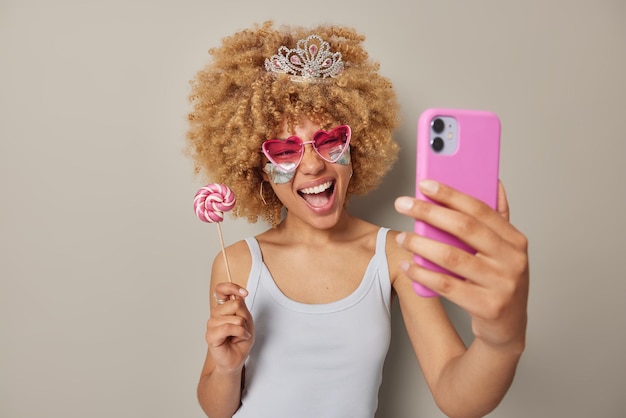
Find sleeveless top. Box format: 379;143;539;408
233;228;392;418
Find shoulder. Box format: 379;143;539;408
384;229;412;284
383;230;448;322
211;239;254;289
383;230;451;331
224;239;253;264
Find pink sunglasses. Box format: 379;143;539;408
261;125;351;173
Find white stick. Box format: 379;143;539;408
215;222;232;282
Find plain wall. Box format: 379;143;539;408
1;0;625;417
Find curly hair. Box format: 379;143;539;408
186;21;400;226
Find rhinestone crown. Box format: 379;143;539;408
264;35;344;80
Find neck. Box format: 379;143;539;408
275;209;361;244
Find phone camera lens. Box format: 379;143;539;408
431;118;445;134
431;137;444;152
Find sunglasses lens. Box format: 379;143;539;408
263;138;302;171
314;126;350;162
262;126;351;172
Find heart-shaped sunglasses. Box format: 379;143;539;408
261;125;351;173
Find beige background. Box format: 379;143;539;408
2;0;625;417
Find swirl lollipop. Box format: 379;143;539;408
194;184;236;282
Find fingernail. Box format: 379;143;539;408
419;180;438;194
395;197;414;211
239;288;248;296
395;232;406;245
399;261;410;272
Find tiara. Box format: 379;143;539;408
264;35;344;80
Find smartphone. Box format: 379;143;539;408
413;108;501;297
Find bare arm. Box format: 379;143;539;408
198;358;245;418
392;181;528;417
197;243;254;418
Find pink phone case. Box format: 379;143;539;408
414;108;501;297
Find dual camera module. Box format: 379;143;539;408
429;116;458;155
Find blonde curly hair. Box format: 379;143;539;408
186;21;400;226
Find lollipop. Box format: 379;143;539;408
194;183;236;282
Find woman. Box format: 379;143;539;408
186;21;528;418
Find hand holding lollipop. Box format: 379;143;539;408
193;183;236;282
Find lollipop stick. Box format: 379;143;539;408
215;222;232;282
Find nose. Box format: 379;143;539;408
298;143;325;174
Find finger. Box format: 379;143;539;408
207;319;253;347
419;180;528;252
211;296;254;325
419;179;506;227
497;180;510;221
397;232;500;288
208;315;249;334
395;195;509;258
212;282;249;307
401;262;493;319
402;259;473;297
207;306;254;341
212;292;230;306
405;179;520;246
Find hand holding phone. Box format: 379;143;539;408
413;108;501;297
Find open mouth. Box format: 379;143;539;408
298;180;335;208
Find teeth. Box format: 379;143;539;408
300;181;332;195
